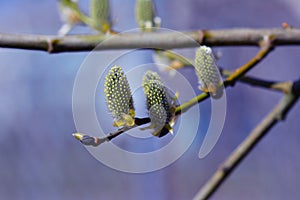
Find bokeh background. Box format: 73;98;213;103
1;0;300;199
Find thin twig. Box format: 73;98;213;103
0;28;299;53
221;68;292;93
193;78;300;200
75;38;273;145
105;117;151;141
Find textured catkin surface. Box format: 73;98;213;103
104;66;134;123
142;71;171;133
195;46;223;98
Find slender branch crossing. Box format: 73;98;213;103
193;78;300;200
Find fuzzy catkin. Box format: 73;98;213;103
104;66;135;127
195;46;223;99
142;71;172;136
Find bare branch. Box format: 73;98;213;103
193;79;300;200
0;28;300;53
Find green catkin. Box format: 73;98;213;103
135;0;161;31
90;0;111;33
142;71;173;137
104;66;135;127
194;46;224;99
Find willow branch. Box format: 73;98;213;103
0;28;299;53
193;78;300;200
105;117;150;141
75;38;273;145
175;37;274;115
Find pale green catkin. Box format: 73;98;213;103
104;66;135;127
135;0;161;31
90;0;111;33
194;46;223;99
142;71;173;137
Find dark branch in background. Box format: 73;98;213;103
0;28;300;53
193;78;300;200
221;68;292;93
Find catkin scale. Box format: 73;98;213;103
142;71;173;137
104;66;135;127
194;46;223;99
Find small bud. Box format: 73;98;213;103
194;46;224;99
72;133;106;146
104;66;135;127
90;0;111;33
135;0;161;31
142;71;175;137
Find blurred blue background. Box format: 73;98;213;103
0;0;300;199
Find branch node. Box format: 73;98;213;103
271;81;292;94
259;35;275;50
281;22;293;29
220;163;231;174
198;31;204;45
275;113;284;121
47;38;59;53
